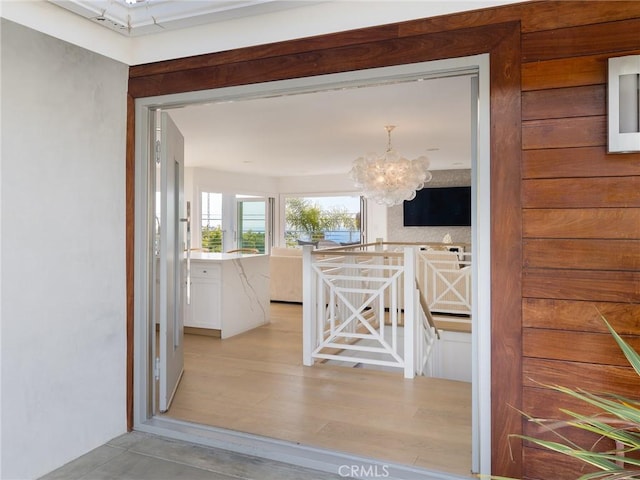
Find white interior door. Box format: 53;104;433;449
158;111;185;412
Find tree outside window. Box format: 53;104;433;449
284;196;360;247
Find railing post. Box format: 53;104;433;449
403;247;415;378
302;245;315;366
344;252;357;335
374;238;384;321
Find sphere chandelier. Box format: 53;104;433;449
349;125;432;206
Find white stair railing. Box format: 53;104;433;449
303;244;419;378
415;283;440;376
417;249;472;318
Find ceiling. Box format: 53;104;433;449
48;0;319;36
46;1;482;178
167;74;472;177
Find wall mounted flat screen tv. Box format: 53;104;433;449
403;186;471;226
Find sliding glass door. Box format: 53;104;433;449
236;195;269;253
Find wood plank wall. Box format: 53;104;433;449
126;2;640;478
520;9;640;480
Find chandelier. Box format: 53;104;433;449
350;125;432;206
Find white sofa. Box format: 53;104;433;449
269;241;343;303
269;247;303;303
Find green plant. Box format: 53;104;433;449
494;313;640;480
240;230;265;253
201;225;223;252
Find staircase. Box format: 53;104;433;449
302;242;446;379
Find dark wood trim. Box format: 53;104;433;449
522;177;640;209
522;207;640;239
521;47;640;91
522;116;607;150
488;22;523;478
523;238;640;271
522;147;640;179
521;53;609;91
523;357;639;396
522;85;606;121
398;0;640;36
523;445;597;480
129;24;400;79
128;22;517;99
126;19;523;478
523;268;640;303
519;0;640;33
128;0;640;82
128;2;531;81
522;298;640;334
523;328;640;366
522;17;640;62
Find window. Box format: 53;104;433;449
201;192;272;253
237;195;267;253
201;192;223;252
284;195;362;247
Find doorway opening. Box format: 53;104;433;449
133;54;491;479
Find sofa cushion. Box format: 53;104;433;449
270;247;303;302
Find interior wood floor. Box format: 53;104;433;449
163;302;472;477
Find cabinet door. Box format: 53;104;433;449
187;278;221;329
187;264;222;330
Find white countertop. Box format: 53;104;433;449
189;252;267;262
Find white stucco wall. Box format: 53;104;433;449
0;20;128;479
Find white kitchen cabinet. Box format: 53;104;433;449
186;263;221;330
185;252;270;338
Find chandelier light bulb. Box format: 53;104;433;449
349;125;432;206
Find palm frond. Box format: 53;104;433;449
578;470;640;480
488;312;639;480
601;312;640;377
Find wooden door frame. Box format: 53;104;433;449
126;19;522;477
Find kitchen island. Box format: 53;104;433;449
185;252;270;338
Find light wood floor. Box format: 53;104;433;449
163;302;472;477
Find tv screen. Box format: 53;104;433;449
403;186;471;226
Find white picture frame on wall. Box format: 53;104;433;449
608;55;640;153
